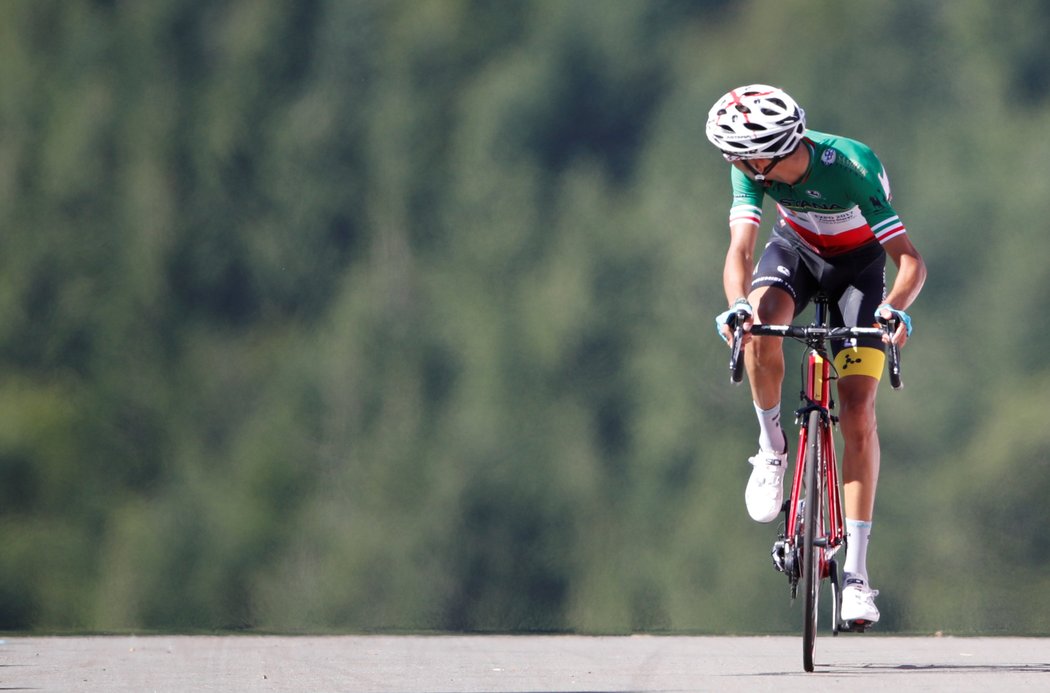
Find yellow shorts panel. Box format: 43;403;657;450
834;346;885;380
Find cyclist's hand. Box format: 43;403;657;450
716;298;753;346
875;304;912;346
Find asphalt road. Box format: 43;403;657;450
2;634;1047;692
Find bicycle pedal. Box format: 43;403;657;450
842;619;873;633
770;539;788;573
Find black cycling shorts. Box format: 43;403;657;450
752;223;888;376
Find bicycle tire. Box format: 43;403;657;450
802;409;822;673
829;558;841;636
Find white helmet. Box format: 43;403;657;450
705;85;806;160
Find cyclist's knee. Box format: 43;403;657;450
840;402;877;431
748;335;784;373
838;380;878;424
750;286;794;325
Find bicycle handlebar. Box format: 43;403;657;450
728;313;903;389
748;325;885;339
729;315;747;384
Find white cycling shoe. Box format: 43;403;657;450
745;450;788;523
840;575;880;624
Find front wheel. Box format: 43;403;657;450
830;558;841;636
801;409;822;672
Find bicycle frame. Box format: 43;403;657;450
785;303;846;578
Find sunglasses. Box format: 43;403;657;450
724;152;788;182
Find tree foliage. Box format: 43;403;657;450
0;0;1046;634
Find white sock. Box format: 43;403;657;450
754;402;787;454
844;519;872;584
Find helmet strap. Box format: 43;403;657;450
743;140;804;182
744;155;786;182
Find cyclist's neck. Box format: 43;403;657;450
791;140;815;186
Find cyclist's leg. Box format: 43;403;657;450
837;367;883;621
828;249;886;612
741;284;795;522
837;374;880;522
828;250;888;524
747;234;814;413
742;237;813;523
745;285;794;412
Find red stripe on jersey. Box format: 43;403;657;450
874;221;906;242
782;215;875;255
730;212;762;225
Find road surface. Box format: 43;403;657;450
1;634;1047;691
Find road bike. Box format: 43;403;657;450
728;294;901;672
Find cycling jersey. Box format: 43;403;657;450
727;130;906;257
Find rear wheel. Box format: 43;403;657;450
802;410;822;673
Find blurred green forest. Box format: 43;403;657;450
1;0;1048;634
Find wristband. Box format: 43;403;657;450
715;299;753;343
875;304;913;336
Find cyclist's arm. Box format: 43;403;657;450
716;220;759;345
845;154;926;341
723;168;766;305
723;219;759;306
881;234;927;345
720;172;765;343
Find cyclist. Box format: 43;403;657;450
707;85;926;625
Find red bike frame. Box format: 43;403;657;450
785;351;845;579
